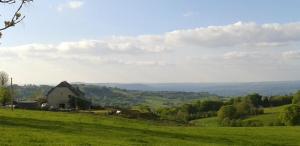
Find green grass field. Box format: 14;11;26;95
191;105;289;127
243;105;289;126
0;108;300;146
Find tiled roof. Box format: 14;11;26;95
46;81;84;97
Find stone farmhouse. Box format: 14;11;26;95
47;81;90;109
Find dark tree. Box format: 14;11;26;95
0;71;9;86
245;93;263;107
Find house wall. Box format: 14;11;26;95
47;87;76;109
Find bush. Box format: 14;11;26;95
116;109;159;120
0;87;11;106
242;119;263;127
250;108;264;115
234;100;252;117
267;95;293;107
218;105;237;120
267;120;284;126
220;118;243;127
292;91;300;105
279;104;300;126
198;100;223;112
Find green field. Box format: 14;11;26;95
0;108;300;146
191;105;289;127
243;105;289;126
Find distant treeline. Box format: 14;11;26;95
155;93;294;125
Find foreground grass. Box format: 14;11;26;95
0;109;300;146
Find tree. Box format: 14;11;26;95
217;105;237;120
0;0;32;39
269;95;293;107
292;91;300;105
0;71;9;86
199;100;223;112
235;100;252;117
279;104;300;126
245;93;263;107
0;87;11;105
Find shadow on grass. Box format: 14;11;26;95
0;116;284;146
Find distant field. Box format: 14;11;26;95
244;105;289;126
0;108;299;145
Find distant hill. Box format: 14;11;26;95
14;81;300;108
13;84;218;108
89;81;300;96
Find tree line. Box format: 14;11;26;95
155;92;296;126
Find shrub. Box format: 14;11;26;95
292;91;300;105
267;95;293;107
218;105;237;120
235;100;252;117
198;100;223;112
0;87;11;106
242;119;263;127
279;104;300;126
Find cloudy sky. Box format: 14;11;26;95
1;0;300;84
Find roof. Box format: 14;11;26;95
46;81;85;97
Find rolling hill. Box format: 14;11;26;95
13;84;219;108
0;108;300;146
92;81;300;96
190;105;289;127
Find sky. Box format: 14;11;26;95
1;0;300;84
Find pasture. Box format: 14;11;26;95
0;108;300;145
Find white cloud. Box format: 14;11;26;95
68;1;84;9
222;51;267;60
4;21;300;65
57;1;84;11
165;21;300;48
6;21;300;58
282;50;300;59
223;51;253;60
3;22;300;83
0;39;170;66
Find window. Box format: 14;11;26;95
59;103;65;109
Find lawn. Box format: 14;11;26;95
0;108;299;146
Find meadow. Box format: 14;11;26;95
191;105;289;127
0;108;300;146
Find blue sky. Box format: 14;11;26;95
1;0;300;84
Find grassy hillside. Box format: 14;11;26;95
0;108;300;145
244;105;289;126
191;105;289;127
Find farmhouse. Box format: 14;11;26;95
47;81;90;109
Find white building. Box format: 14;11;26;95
46;81;87;109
